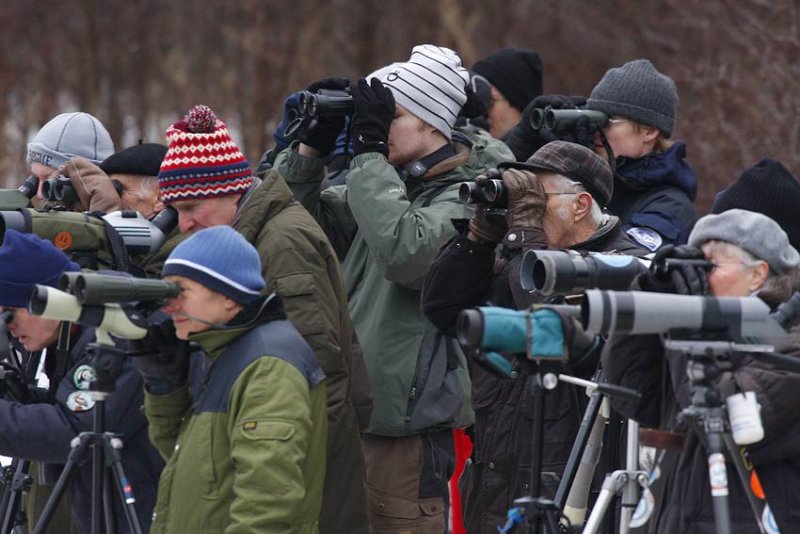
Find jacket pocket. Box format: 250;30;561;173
406;322;470;432
274;273;326;336
368;485;418;532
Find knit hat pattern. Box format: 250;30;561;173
586;59;678;137
158;105;254;204
162;225;265;304
711;158;800;252
27;112;115;169
0;230;80;308
501;140;614;207
378;45;470;140
688;209;800;275
472;47;543;112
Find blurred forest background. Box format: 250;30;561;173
2;0;799;211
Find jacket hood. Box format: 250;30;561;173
614;141;698;201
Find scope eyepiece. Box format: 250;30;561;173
18;176;39;199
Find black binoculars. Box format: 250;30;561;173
459;179;507;208
41;175;78;203
529;107;610;131
297;89;353;119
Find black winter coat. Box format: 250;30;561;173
603;304;800;533
0;327;163;533
610;142;698;251
422;216;645;533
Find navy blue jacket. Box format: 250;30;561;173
609;142;698;251
0;327;163;533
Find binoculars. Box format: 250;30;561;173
529;107;610;131
459;179;507;208
297;89;353;119
41;175;78;203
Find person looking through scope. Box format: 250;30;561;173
602;209;800;532
0;230;162;533
134;225;327;533
422;140;645;532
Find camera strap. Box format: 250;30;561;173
407;144;458;179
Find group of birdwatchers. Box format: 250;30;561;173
2;42;799;534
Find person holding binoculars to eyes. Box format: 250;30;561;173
506;59;698;254
421;140;646;533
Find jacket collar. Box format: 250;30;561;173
234;173;294;241
187;294;286;360
614;141;698;201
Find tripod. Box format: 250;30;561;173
32;336;143;534
665;339;779;534
0;339;52;534
499;366;642;534
501;361;565;534
580;419;648;534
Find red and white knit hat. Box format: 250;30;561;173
158;105;253;203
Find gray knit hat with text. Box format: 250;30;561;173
27;112;114;169
587;59;678;137
378;45;470;140
688;209;800;274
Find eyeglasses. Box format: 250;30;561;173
543;191;578;196
605;118;630;127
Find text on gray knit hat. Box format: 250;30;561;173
688;209;800;274
586;59;678;138
27;112;115;169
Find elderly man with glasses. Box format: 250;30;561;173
421;140;646;532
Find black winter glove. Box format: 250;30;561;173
467;169;507;243
505;95;588;161
299;77;351;156
637;244;710;295
134;320;190;395
350;78;395;157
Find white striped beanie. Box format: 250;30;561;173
378;45;470;140
158;105;254;203
162;225;265;304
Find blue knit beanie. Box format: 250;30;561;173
162;226;265;304
0;230;80;308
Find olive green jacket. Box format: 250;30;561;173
145;318;327;534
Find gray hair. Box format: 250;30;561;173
549;174;609;227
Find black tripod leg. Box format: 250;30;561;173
32;435;91;534
102;468;116;534
704;409;732;534
527;375;545;534
105;437;142;534
1;460;30;534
